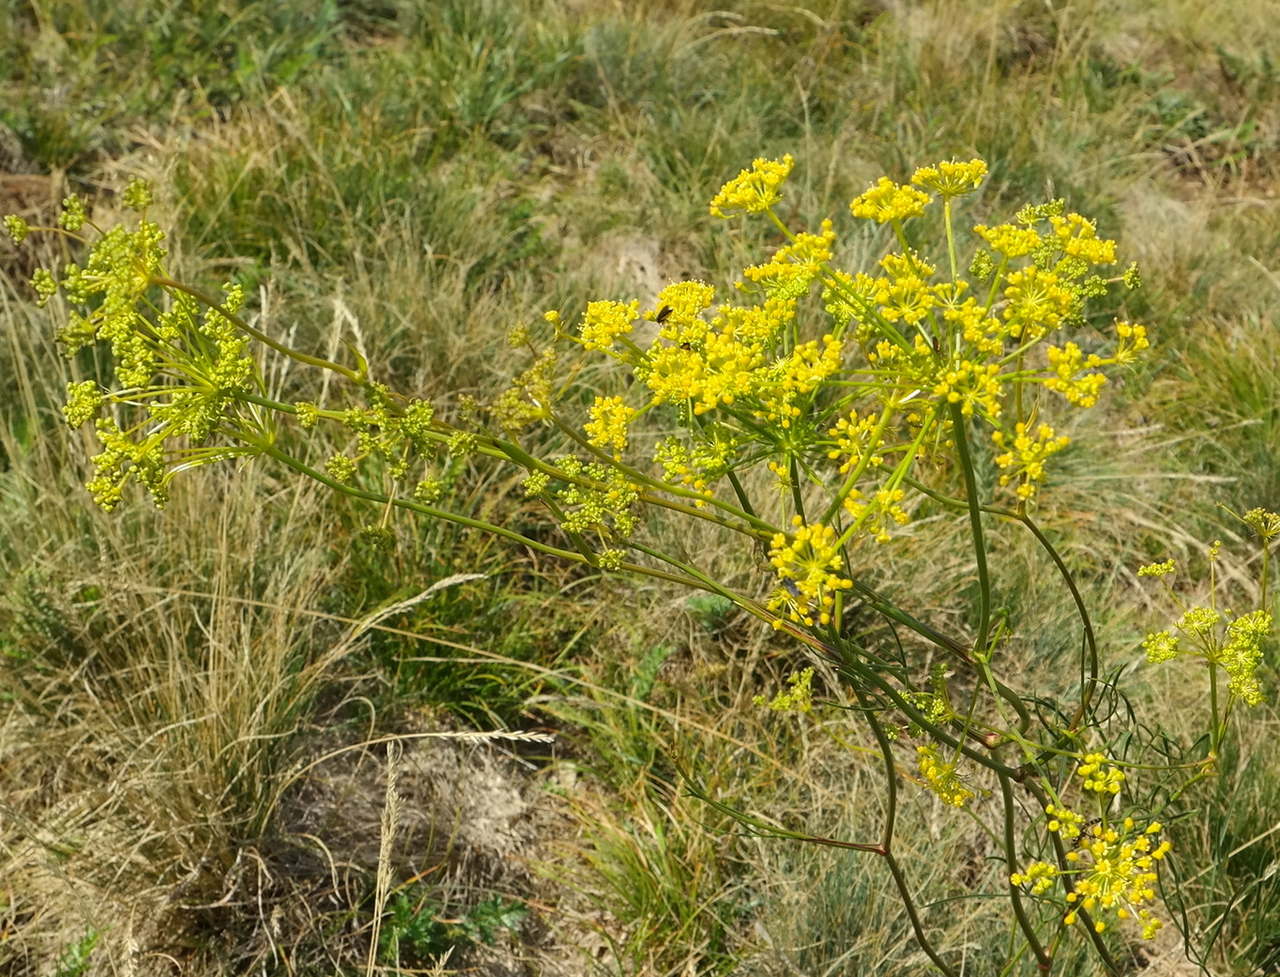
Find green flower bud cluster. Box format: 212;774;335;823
552;457;638;537
1137;509;1278;709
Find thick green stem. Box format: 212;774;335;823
947;402;992;655
998;773;1053;971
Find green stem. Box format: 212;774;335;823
947;401;992;656
998;772;1053;971
856;685;959;977
943;199;959;284
834;642;1021;779
1208;664;1221;757
1016;513;1099;729
152;276;363;382
789;455;807;523
898;475;1098;730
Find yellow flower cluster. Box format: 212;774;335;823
1049;213;1117;265
910;158;987;198
584;395;637;459
755;335;845;428
652;280;717;348
754;666;815;714
916;745;974;807
1063;818;1170;938
493;349;558;432
1243;507;1280;541
844;487;911;543
974;222;1041;259
644;332;763;415
826;411;882;475
1147;606;1272;706
992;422;1071;500
1137;558;1176;577
709;154;795;218
766;517;853;627
1114;321;1150;364
580;299;638;351
1009;860;1057;895
1077;753;1125;794
652;435;736;506
1044;802;1085;840
1002;266;1077;341
872;253;936;325
1043;342;1108;407
1018;762;1171;942
1222;610;1271;705
554;458;639;536
932;358;1003;418
850;176;932;224
741;220;836;299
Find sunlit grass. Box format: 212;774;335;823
2;0;1279;974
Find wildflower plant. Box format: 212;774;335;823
8;159;1273;974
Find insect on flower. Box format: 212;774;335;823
655;305;673;324
1077;817;1103;845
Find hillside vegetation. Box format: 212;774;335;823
2;1;1278;975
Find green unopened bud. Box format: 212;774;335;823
58;194;86;232
122;179;153;211
3;214;29;244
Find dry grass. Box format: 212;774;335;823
3;0;1280;974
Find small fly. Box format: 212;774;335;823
655;305;673;324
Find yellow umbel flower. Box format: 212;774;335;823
1002;266;1076;341
755;335;845;428
1064;817;1170;939
1044;802;1084;840
643;330;764;415
1243;507;1280;541
766;517;853;627
1043;342;1107;407
827;410;883;475
742;219;836;299
713;296;796;346
1114;321;1149;364
991;422;1070;500
1142;630;1179;663
916;745;974;807
1049;213;1117;266
931;358;1004;418
1010;860;1058;895
843;487;911;543
850;177;932;224
974;222;1041;259
910;158;987;197
754;667;815;714
580;299;639;351
1077;753;1125;794
584;395;637;459
1221;610;1271;706
709;154;795;218
1137;558;1175;578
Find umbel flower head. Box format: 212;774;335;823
766;518;853;627
916;745;974;807
709;154;795;218
1014;753;1171;940
8;159;1151;568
